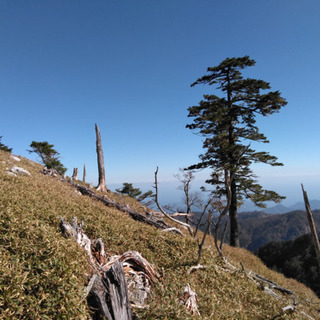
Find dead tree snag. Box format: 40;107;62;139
72;168;78;180
301;184;320;271
95;123;107;192
83;163;86;183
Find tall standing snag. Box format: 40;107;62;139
72;168;78;180
83;163;86;183
95;123;107;192
301;184;320;271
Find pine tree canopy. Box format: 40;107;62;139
0;136;12;153
187;56;287;208
116;182;143;198
28;141;67;175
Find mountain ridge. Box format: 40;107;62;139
239;200;320;214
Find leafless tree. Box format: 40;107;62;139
174;169;202;224
154;167;194;236
95;123;108;192
155;167;232;265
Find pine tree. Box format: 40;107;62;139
28;141;67;175
116;182;154;206
187;56;287;247
0;136;12;153
116;183;142;198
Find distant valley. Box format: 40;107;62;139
229;209;320;252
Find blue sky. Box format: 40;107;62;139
1;1;319;207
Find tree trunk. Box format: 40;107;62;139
83;163;86;183
226;69;239;247
229;179;239;247
88;261;133;320
95;123;107;192
72;168;78;180
301;184;320;271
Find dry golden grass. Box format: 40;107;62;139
1;150;319;319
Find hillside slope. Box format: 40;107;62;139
238;211;320;252
258;234;320;298
211;210;319;252
1;150;320;319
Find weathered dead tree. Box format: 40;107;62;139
174;169;202;225
59;216;159;319
95;123;108;192
154;167;194;236
72;167;78;180
301;184;320;271
83;163;86;183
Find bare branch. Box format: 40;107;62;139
154;167;194;236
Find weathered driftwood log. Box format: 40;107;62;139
59;216;158;318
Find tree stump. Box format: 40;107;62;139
88;261;132;320
72;168;78;180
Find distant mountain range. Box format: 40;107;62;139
263;200;320;214
236;209;320;252
239;200;320;214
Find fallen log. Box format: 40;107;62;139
249;271;294;296
69;182;176;232
43;168;182;234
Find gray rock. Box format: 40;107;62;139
10;155;21;162
6;171;17;177
10;166;31;176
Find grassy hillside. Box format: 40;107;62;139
1;150;320;319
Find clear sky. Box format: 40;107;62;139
1;0;319;207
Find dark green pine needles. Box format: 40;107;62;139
187;56;287;247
